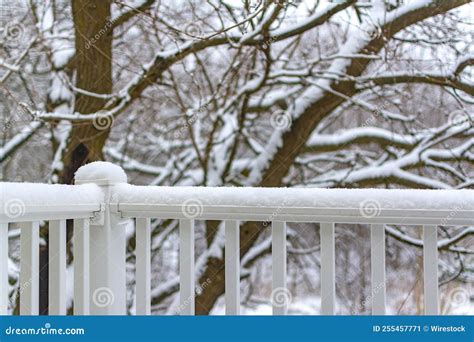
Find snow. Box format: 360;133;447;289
49;74;72;102
248;128;284;184
307;127;419;147
0;121;43;162
210;293;474;315
116;184;474;211
51;117;72;173
75;161;128;184
106;148;166;176
206;223;225;259
0;183;103;207
52;48;75;69
211;296;322;315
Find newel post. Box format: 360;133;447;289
75;162;128;315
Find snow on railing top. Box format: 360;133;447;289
116;185;474;211
0;182;102;223
1;162;473;225
75;161;127;185
1;183;103;206
115;185;474;225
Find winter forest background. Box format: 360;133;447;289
0;0;473;315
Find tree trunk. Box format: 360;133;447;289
59;0;113;184
39;0;113;315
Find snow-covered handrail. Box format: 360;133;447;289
0;183;102;223
115;185;474;226
1;162;473;317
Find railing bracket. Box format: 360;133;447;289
91;203;105;225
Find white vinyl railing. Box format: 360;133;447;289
0;162;473;316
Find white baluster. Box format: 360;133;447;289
20;221;39;315
320;222;335;315
49;220;67;315
74;218;90;315
136;218;151;315
225;220;240;315
272;221;287;315
179;219;194;315
371;224;386;315
423;225;439;315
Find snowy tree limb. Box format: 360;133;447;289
0;121;44;163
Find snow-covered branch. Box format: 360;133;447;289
0;121;44;162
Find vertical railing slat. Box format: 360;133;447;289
49;220;67;315
320;222;335;315
179;219;194;315
73;218;90;315
272;221;287;315
136;218;151;315
20;221;39;315
0;223;8;315
371;224;386;315
225;220;240;315
423;225;439;315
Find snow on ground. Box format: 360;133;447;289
211;296;322;316
211;295;474;316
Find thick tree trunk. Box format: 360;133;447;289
59;0;113;184
39;0;113;315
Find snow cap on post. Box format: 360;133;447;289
75;161;127;185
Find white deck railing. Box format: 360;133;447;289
1;162;473;316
